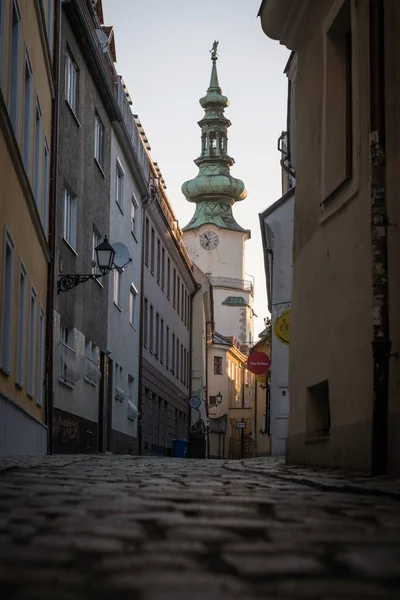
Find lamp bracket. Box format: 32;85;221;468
57;273;101;294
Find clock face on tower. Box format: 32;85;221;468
200;231;219;251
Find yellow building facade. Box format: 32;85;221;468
0;0;55;455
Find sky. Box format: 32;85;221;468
102;0;290;338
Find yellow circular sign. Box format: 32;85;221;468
274;310;290;345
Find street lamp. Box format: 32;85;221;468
216;391;223;406
57;236;116;294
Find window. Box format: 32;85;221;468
177;276;180;315
63;188;77;250
149;305;154;353
307;380;331;438
145;218;149;265
180;343;183;382
150;227;155;273
155;312;159;358
32;97;42;204
94;113;104;168
161;247;165;290
9;0;21;133
15;260;27;387
176;338;179;379
129;285;137;327
59;326;76;386
171;333;175;374
0;230;15;374
166;326;169;370
167;258;171;298
184;290;187;325
323;0;352;199
92;229;101;277
181;284;184;322
115;159;124;210
157;239;161;284
46;0;53;51
65;50;77;112
173;269;176;307
144;298;148;346
37;307;45;407
42;136;50;237
27;286;37;398
131;195;138;238
22;49;33;172
184;349;187;386
113;267;121;307
214;356;223;375
209;396;217;407
160;318;164;363
84;339;100;386
187;295;190;329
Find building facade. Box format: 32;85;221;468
0;0;57;455
182;44;256;458
52;0;118;453
106;76;149;455
139;159;197;456
259;0;400;474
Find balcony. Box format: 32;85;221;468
207;275;253;296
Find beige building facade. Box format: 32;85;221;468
0;0;56;455
259;0;400;474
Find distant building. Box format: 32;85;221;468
139;158;197;455
0;0;57;455
182;45;256;457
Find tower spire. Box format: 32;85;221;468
182;43;247;233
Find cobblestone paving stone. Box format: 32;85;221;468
0;455;400;599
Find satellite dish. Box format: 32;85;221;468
112;242;132;270
95;29;109;53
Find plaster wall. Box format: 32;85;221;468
264;195;294;457
107;129;143;442
286;0;374;471
183;225;246;280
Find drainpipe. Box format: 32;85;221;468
45;0;61;454
369;0;391;476
138;198;149;455
189;282;202;449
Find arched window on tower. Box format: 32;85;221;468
210;133;217;153
220;136;225;152
202;134;207;152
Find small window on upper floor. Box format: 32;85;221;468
65;50;78;114
131;195;138;239
94;113;104;169
115;159;124;211
214;356;223;375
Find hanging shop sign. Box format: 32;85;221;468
274;310;290;345
247;351;271;375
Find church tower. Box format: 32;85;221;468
182;43;254;345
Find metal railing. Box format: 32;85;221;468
206;275;253;296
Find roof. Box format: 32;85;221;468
213;332;233;347
222;296;251;308
259;187;295;222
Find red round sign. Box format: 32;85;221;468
247;351;271;375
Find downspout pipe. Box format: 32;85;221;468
138;196;150;455
45;0;61;454
369;0;391;476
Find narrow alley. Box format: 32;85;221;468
1;456;400;599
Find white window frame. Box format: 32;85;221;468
33;95;42;205
42;136;50;237
92;228;101;279
0;228;15;375
63;187;77;250
27;285;37;398
37;306;45;406
8;0;21;134
94;113;104;168
15;259;27;387
115;158;124;212
113;266;121;308
22;46;33;172
59;325;76;387
129;283;137;328
131;194;138;239
65;50;78;113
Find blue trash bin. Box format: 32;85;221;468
172;439;188;458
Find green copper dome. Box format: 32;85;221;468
182;42;247;233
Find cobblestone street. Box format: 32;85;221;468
1;456;400;599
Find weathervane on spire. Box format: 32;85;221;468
210;40;219;61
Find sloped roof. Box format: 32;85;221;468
213;332;233;347
222;296;251;308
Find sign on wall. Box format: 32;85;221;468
274;310;290;345
247;351;271;375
